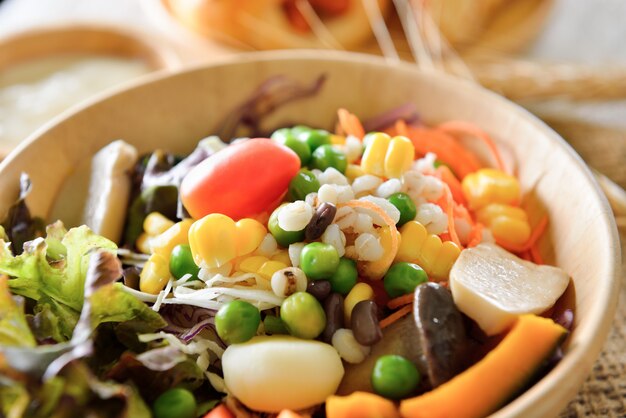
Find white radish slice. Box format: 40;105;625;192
449;243;569;336
222;336;344;412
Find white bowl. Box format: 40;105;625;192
0;51;620;417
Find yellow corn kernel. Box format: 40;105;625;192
344;283;374;323
189;214;268;270
235;218;267;256
139;253;170;295
345;164;365;181
189;214;237;269
238;256;269;274
430;241;462;280
477;203;531;248
258;260;288;280
461;168;521;210
331;134;346;146
151;219;194;260
143;212;175;236
361;133;391;177
396;221;428;262
395;221;460;281
358;227;400;280
271;250;291;266
361;134;415;179
136;233;151;255
384;136;415;179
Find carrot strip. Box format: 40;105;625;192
442;186;462;248
338;108;365;139
398;126;482;179
339;200;400;272
467;223;484;247
438;120;506;172
380;305;413;329
387;293;414;310
394;119;409;137
435;165;467;206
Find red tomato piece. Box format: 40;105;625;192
181;138;300;220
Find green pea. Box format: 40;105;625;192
310;145;347;174
329;257;358;295
295;127;331;152
153;388;197;418
269;206;305;247
169;244;200;280
288;169;321;202
280;292;326;339
271;128;311;166
371;355;420;399
387;192;417;227
300;242;340;280
263;315;288;335
383;262;428;298
215;300;260;345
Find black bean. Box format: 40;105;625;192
305;202;337;241
351;300;382;346
322;293;344;343
306;280;331;301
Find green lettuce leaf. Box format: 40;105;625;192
0;276;36;347
1;222;116;311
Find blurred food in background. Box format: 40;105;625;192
0;55;149;150
0;26;177;157
163;0;391;49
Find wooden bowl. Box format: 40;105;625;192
0;51;620;417
0;25;181;157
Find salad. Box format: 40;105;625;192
0;76;573;418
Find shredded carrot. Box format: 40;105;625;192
435;165;467;205
467;223;484;247
380;305;413;329
387;293;414;310
390;126;482;179
394;119;409;137
441;186;462;248
337;108;365;139
339;200;399;276
437;120;506;173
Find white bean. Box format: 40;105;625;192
375;178;402;198
271;267;307;298
334;206;357;230
344;135;363;163
355;233;384;261
288;243;305;268
357;196;401;225
331;328;370;364
335;185;355;204
322;224;346;257
318;184;339;205
256;233;278;257
354;213;375;234
318;167;349;186
416;203;448;235
278;201;314;231
351;175;383;197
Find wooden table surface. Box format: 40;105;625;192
0;0;624;417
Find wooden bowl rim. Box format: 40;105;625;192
0;50;620;417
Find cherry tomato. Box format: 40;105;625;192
180;139;300;220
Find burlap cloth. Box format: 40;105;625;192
544;119;626;417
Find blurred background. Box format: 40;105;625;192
0;1;624;415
